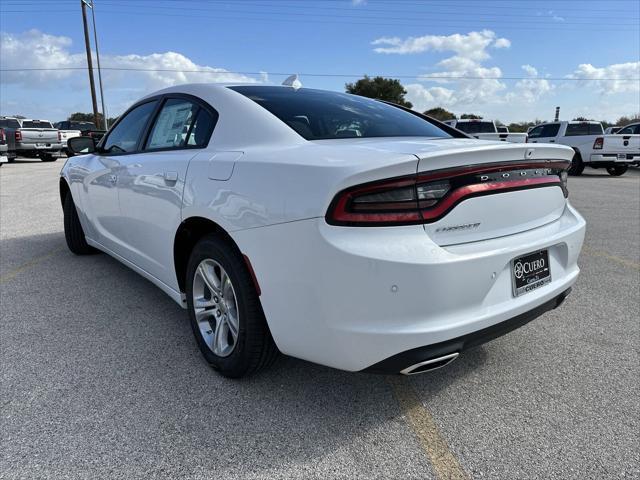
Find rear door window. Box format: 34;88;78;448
186;108;217;147
102;101;158;154
145;99;198;150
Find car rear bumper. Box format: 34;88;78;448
590;153;640;165
16;142;63;152
233;203;586;372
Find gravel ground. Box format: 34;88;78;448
1;158;638;479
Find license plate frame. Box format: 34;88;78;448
511;249;551;297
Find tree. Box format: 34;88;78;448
572;116;592;121
460;113;482;119
67;112;117;128
615;114;640;126
423;107;456;121
345;76;412;108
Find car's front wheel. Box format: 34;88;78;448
606;165;628;176
186;235;278;378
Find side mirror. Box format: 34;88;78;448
67;136;97;155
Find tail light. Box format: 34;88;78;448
0;128;5;143
326;161;570;226
15;130;22;142
593;137;604;149
58;131;62;142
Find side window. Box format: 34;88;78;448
542;123;560;137
618;124;639;135
186;108;217;146
146;99;198;150
528;125;545;138
102;101;157;154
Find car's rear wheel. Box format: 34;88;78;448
568;151;584;176
186;235;278;378
39;152;57;162
606;165;628;176
63;193;96;255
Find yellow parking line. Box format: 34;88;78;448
582;246;640;271
388;376;469;480
0;248;63;284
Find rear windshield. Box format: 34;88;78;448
0;118;21;128
229;86;451;140
454;121;495;134
565;123;602;136
71;122;97;131
22;120;53;129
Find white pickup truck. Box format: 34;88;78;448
443;119;528;143
527;121;640;176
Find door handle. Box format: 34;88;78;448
549;140;555;143
163;171;178;183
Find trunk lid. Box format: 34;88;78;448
19;128;58;143
604;134;640;155
415;141;572;245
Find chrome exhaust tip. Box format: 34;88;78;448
400;352;460;375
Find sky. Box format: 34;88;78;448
1;0;639;124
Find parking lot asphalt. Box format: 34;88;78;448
1;158;639;480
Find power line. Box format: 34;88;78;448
4;8;636;31
2;66;638;82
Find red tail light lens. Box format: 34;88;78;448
593;137;604;149
0;129;5;142
326;161;570;226
15;130;22;142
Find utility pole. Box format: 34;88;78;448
554;106;560;122
89;1;108;130
81;0;99;127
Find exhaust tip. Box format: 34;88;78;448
400;352;459;375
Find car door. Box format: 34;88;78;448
527;123;560;144
83;100;159;256
115;96;218;289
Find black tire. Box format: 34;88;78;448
39;152;57;162
568;151;584;176
186;234;278;378
63;193;96;255
606;165;628;176
7;157;15;163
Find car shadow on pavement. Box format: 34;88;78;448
1;232;486;477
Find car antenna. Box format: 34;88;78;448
282;74;302;90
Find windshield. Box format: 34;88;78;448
455;121;495;134
229;86;451;140
22;120;53;129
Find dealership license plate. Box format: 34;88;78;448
511;250;551;297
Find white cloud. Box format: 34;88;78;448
0;29;260;92
567;62;640;94
522;64;538;77
372;30;506;59
493;38;511;49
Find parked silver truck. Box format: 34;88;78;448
1;117;62;161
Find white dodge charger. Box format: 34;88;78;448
61;84;586;378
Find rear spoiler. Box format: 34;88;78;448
379;100;473;139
